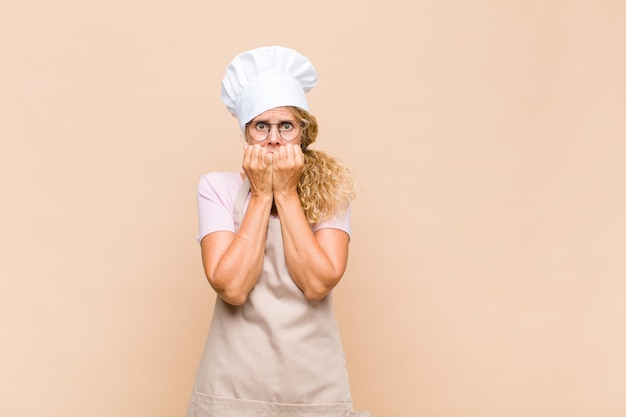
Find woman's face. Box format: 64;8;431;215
245;107;302;153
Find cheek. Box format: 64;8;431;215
301;130;312;144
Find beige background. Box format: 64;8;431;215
1;1;625;416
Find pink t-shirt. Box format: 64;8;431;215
196;172;351;243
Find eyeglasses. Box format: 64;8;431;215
245;120;303;142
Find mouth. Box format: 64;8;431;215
264;144;282;153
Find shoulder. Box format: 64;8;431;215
312;205;352;237
198;172;243;188
198;172;243;196
197;172;245;211
196;172;243;241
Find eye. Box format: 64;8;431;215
254;121;268;131
280;122;294;131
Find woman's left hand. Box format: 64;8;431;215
271;144;304;195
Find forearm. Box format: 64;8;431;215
207;195;273;305
274;191;346;301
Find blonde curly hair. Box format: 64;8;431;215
289;107;355;224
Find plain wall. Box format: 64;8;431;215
1;1;625;416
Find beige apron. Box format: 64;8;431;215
187;178;370;417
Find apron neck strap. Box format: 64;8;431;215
233;176;251;223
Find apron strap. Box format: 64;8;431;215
233;176;251;226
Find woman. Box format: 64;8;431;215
187;46;370;417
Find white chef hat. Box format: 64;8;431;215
221;45;318;132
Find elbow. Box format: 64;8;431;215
302;280;337;302
208;276;249;306
220;290;248;306
295;270;344;302
303;289;329;302
214;282;249;306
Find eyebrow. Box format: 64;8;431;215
251;119;296;124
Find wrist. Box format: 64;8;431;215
248;192;274;207
273;188;300;206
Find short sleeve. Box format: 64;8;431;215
311;205;351;238
197;172;351;242
196;172;242;243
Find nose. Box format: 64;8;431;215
267;124;281;144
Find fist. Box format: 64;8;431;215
242;144;273;196
272;143;304;193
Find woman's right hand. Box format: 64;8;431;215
242;144;273;197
